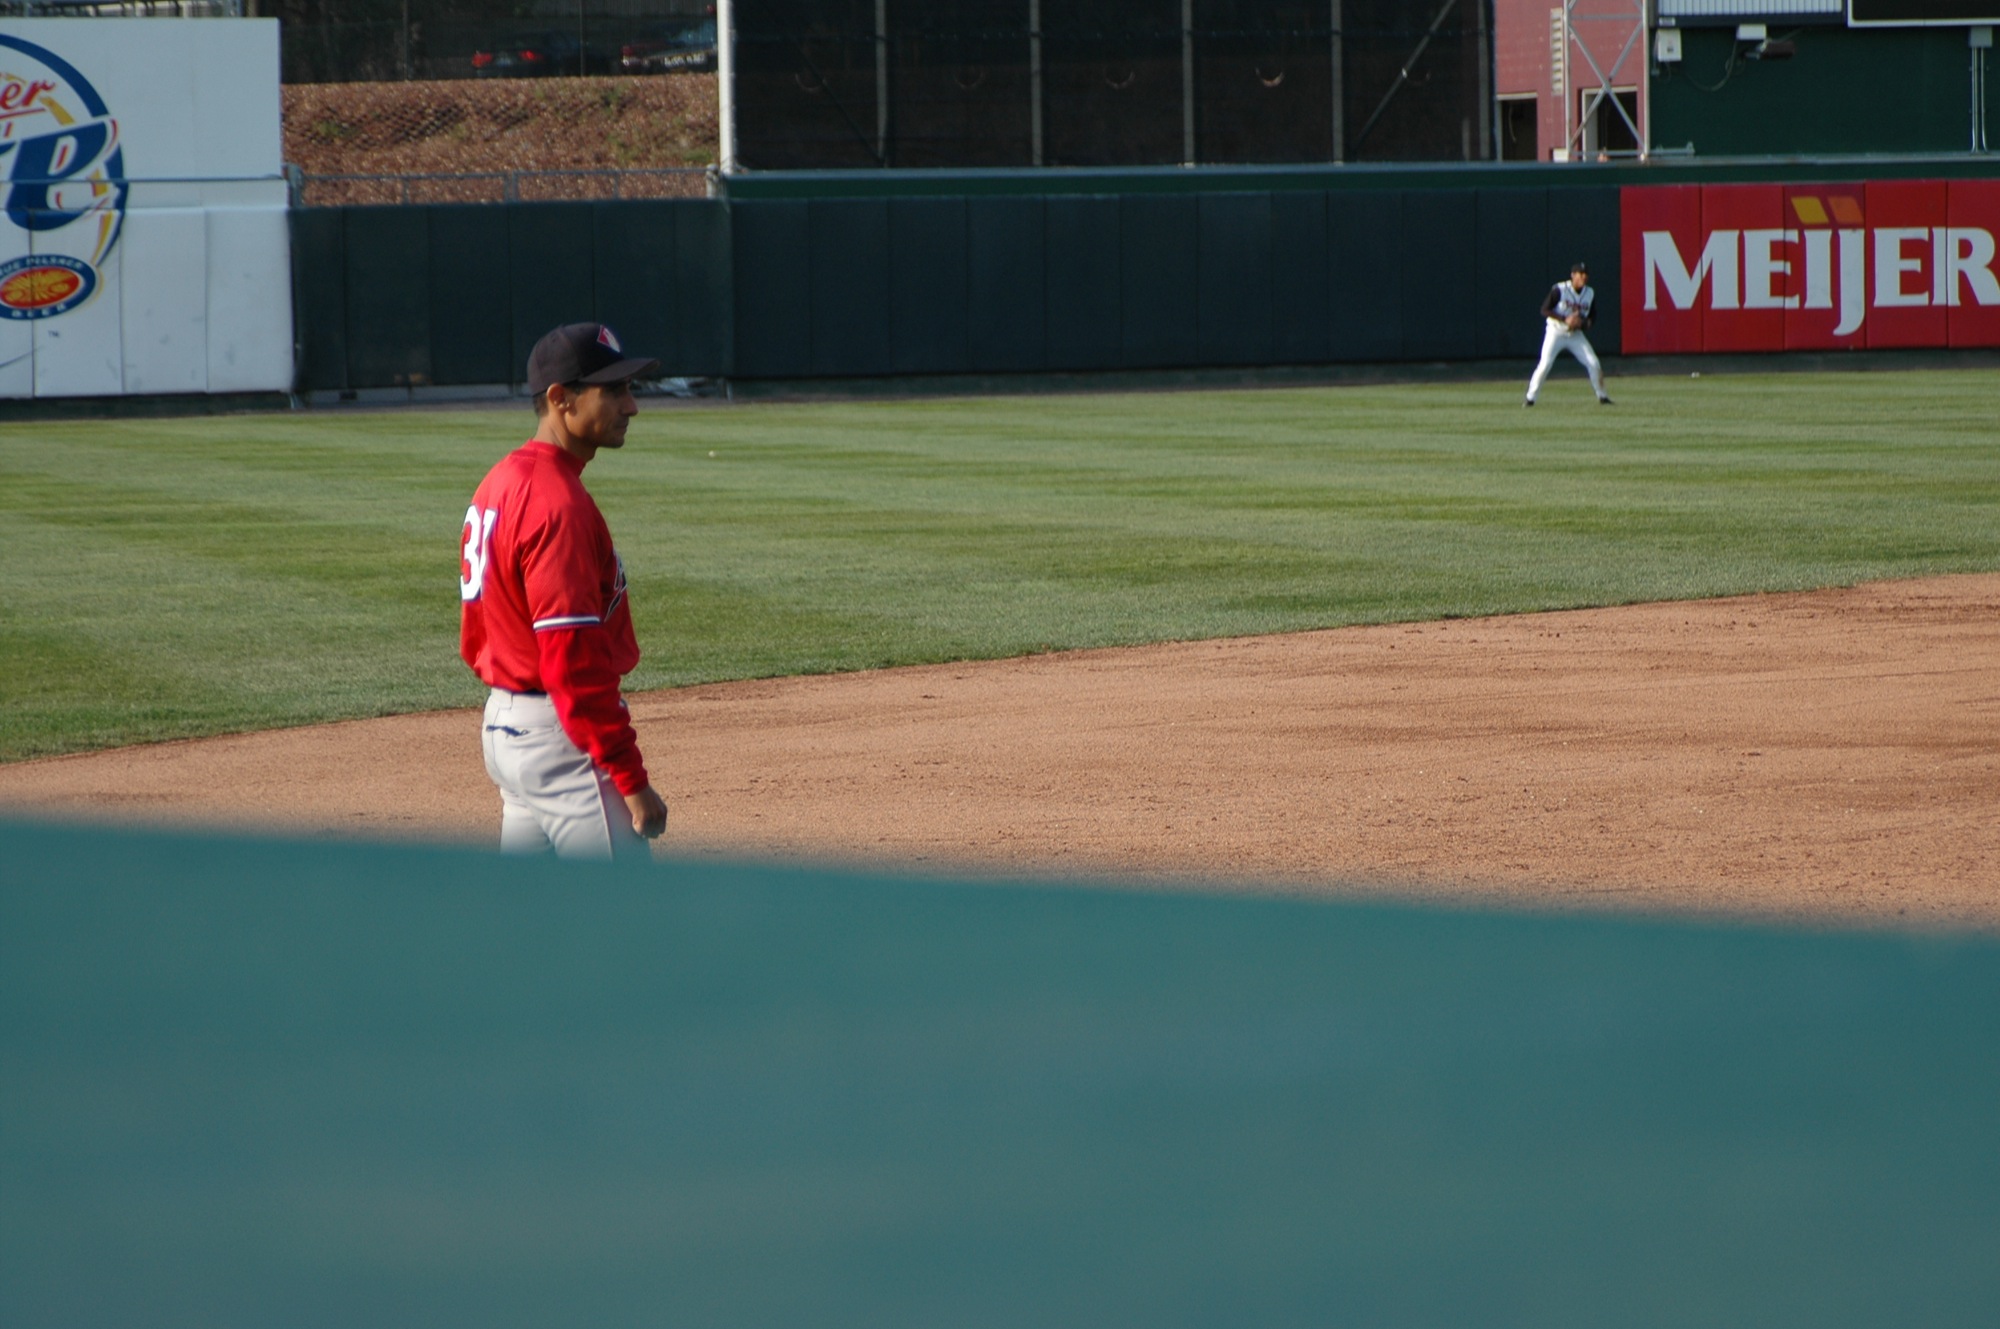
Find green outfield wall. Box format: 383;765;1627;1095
290;157;2000;391
4;819;1998;1327
291;199;735;393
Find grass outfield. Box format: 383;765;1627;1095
2;368;1996;761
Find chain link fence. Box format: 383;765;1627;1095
291;166;709;206
284;73;717;206
0;2;242;14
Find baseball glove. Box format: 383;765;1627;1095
1564;313;1584;330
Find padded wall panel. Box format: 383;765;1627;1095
508;204;596;377
1474;188;1550;360
427;206;513;387
1546;186;1621;355
967;196;1047;372
1327;191;1403;362
1698;185;1785;354
1947;179;2000;349
290;208;347;392
0;280;28;397
1398;190;1477;361
673;201;734;377
889;197;970;375
32;222;122;398
810;199;892;376
343;206;430;389
1863;179;1950;350
1120;195;1199;368
593;201;679;372
1197;192;1274;367
1045;196;1122;370
205;207;295;394
1271;191;1330;364
120;208;208;396
731;200;811;376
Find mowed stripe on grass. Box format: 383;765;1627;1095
2;369;1995;761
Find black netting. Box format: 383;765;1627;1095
887;0;1033;168
268;0;1486;164
1195;0;1337;164
269;1;715;85
1040;0;1182;167
734;0;1490;170
734;0;881;168
1341;0;1488;163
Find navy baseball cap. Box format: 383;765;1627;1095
1570;260;1589;272
526;322;660;395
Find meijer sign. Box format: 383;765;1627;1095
0;18;289;398
1623;181;2000;352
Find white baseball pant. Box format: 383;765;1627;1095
481;688;648;860
1525;317;1607;402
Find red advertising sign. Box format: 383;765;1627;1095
1622;179;2000;353
1948;179;2000;348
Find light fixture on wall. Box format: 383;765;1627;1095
1735;23;1795;61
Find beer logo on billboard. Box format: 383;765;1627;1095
0;252;94;318
0;33;125;322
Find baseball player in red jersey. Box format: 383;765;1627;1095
459;322;670;858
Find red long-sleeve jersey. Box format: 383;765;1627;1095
459;441;648;795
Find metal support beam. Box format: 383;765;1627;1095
1030;0;1044;166
875;0;890;166
1973;27;1992;154
717;0;738;173
1330;0;1344;161
1560;0;1647;161
1183;0;1197;165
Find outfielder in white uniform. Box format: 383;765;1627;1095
1524;261;1612;406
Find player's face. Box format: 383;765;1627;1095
568;380;639;449
1570;270;1588;290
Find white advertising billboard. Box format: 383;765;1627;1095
0;17;290;398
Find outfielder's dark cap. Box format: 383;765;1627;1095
526;322;660;395
1570;259;1589;272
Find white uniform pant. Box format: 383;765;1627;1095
481;688;646;860
1526;318;1606;401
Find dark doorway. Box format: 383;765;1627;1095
1498;95;1536;161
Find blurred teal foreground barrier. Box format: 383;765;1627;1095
3;819;1997;1329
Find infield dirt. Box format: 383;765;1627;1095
4;574;1995;931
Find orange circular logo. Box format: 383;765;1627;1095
0;256;95;319
1;265;82;310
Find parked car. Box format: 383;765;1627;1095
471;32;608;78
621;18;717;75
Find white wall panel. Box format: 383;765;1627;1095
32;236;123;398
205;206;293;394
0;19;290;399
0;19;281;181
192;23;284;184
0;319;31;399
120;208;207;396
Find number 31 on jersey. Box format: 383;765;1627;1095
460;505;499;602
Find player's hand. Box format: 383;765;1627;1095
1565;314;1583;329
625;786;669;839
